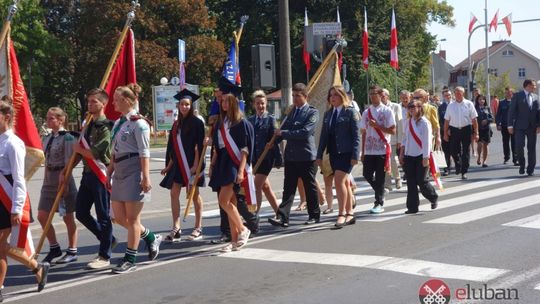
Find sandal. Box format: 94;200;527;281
345;213;356;226
323;208;334;214
334;215;346;229
294;202;307;211
186;227;203;241
164;227;181;243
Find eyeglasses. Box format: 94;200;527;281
412;96;422;100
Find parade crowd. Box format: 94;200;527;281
1;77;539;300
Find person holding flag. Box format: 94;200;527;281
0;98;49;298
160;88;206;242
360;85;396;214
399;98;439;214
107;84;162;274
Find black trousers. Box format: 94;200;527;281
514;127;537;174
363;154;387;205
277;161;320;223
404;155;438;212
440;129;452;169
500;126;516;163
219;188;259;236
449;125;472;174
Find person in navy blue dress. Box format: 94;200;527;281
160;89;205;242
474;95;493;167
208;93;255;252
248;90;282;214
316;85;360;228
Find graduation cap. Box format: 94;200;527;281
218;76;242;97
173;88;200;102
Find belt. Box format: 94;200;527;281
449;125;471;130
46;166;64;171
114;152;139;163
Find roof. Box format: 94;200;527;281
452;41;509;72
266;89;282;99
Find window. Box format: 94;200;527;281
488;68;498;77
502;50;514;57
518;68;526;78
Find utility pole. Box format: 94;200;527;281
278;0;292;110
484;0;491;106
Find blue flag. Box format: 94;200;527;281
222;41;240;85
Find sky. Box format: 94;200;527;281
427;0;540;66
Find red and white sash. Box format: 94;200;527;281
79;136;108;189
0;175;34;256
171;121;192;189
367;108;392;172
408;118;444;190
220;121;257;207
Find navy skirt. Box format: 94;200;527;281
159;162;205;189
330;152;353;173
208;148;238;192
255;158;273;176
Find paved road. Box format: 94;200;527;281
3;130;540;304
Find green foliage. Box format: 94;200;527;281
474;64;514;98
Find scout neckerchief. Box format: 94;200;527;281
219;120;257;208
367;107;391;172
79;118;109;190
408;118;444;190
0;174;34;256
171;120;192;190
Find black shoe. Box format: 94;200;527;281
504;158;509;164
431;201;438;210
112;260;137;274
519;167;525;175
404;210;418;214
268;217;289;227
334;215;346;229
36;262;50;292
461;174;468;180
528;172;535;177
345;214;356;226
42;247;62;264
442;169;449;176
211;234;232;244
455;170;461;176
513;161;519;166
304;217;320;225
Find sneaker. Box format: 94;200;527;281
56;252;78;264
235;229;251;249
186;228;203;241
164;228;181;243
112;260;137;274
42;248;62;264
87;256;110;269
148;234;162;261
370;204;384;214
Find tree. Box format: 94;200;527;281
474;64;514;99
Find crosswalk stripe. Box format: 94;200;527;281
359;178;520;221
502;214;540;229
535;283;540;290
221;248;508;282
425;193;540;224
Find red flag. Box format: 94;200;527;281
469;13;478;33
390;8;399;70
0;37;44;179
502;13;512;36
362;7;369;69
489;9;499;32
104;29;137;120
303;8;311;73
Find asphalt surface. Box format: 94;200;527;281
2;129;540;304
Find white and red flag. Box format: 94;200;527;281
468;13;478;33
303;8;311;73
390;8;399;70
489;9;499;32
502;13;512;36
362;7;369;69
103;29;137;120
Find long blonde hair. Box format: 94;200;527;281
327;85;351;109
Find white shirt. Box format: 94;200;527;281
360;104;396;155
383;101;403;145
444;99;478;128
0;129;27;214
402;117;432;158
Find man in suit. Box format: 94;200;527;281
508;79;540;176
496;87;517;165
438;88;453;175
269;83;320;227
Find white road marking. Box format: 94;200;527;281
425;193;540;224
502;214;540;229
221;248;508;282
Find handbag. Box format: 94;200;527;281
432;149;447;168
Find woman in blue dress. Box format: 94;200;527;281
475;94;493;167
208;94;255;252
160;89;205;242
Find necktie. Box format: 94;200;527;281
112;116;128;139
292;108;299;120
44;135;55;157
330;109;338;130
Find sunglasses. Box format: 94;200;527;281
412;96;422;100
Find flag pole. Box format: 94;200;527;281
33;1;141;259
0;0;17;50
183;15;248;220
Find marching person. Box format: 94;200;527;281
381;88;403;191
38;107;79;264
316;85;360;228
508;79;540;176
438;89;453;175
160;89;205;242
496;87;517;165
107;84;162;273
474;95;493;167
360;85;396;214
208;93;255;252
443;86;479;180
0;99;49;298
72;88;114;269
399;98;438;214
247;90;282;214
268;83;320;227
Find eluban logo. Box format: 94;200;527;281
455;284;518;301
419;279;451;304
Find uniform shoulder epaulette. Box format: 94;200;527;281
130;114;153;126
94;119;115;130
308;105;317;109
57;130;80;137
